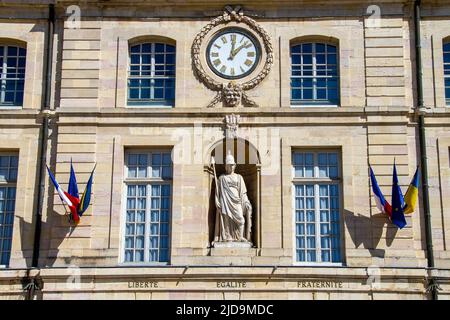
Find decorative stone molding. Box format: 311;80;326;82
224;114;240;139
192;5;273;108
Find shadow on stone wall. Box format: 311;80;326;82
343;210;398;258
19;214;73;267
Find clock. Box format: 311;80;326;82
191;6;273;107
206;28;261;80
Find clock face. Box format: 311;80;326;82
206;29;260;79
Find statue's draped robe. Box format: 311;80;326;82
215;173;251;242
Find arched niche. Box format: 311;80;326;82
205;138;261;248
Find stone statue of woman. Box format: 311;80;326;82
212;151;252;246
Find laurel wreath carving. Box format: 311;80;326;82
191;6;273;107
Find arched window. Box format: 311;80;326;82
128;42;175;107
443;41;450;105
290;42;339;106
0;45;26;107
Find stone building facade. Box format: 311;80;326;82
0;0;450;300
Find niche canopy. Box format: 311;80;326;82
191;5;273;108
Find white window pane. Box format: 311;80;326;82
306;185;314;196
138;167;147;178
128;166;137;178
297;250;305;262
306;198;314;209
127;198;135;209
307;250;316;262
306;223;315;235
152;166;161;178
296;236;305;248
295;185;304;197
136;224;145;235
126;211;135;222
321;237;330;249
133;210;142;223
126;224;135;235
135;250;144;262
149;249;158;261
295;210;304;222
125;250;133;262
127;185;136;197
135;236;144;248
151;185;160;197
151;198;160;209
137;198;146;209
150;223;159;235
296;224;304;235
319;185;328;197
321;250;331;262
320;223;330;235
150;210;159;222
125;236;134;248
320;198;329;209
305;166;314;177
319;166;327;177
320;210;329;222
150;237;158;248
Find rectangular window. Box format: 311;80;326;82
0;45;26;107
128;43;175;107
290;43;339;106
123;150;172;264
292;150;342;264
0;153;18;267
443;42;450;105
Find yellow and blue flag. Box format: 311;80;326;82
403;167;420;214
78;165;96;216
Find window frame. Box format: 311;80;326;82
0;44;26;109
126;42;176;108
0;152;19;268
291;149;343;266
290;41;340;108
120;149;173;266
443;41;450;106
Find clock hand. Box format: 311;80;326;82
231;41;249;59
228;37;236;60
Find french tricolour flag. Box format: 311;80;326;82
46;165;80;222
369;166;392;217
